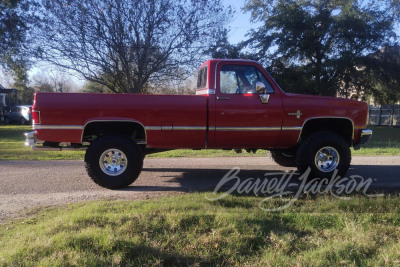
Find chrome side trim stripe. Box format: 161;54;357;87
145;126;207;131
216;127;281;131
145;126;162;130
33;125;84;130
282;126;302;131
34;125;208;131
174;126;207;130
35;125;302;132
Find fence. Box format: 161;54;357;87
368;105;400;126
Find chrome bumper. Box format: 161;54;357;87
24;131;43;148
359;129;373;144
24;131;87;151
353;129;372;150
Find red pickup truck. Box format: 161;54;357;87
25;59;372;189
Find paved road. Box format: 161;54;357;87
1;156;399;221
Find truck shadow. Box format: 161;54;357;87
121;165;400;193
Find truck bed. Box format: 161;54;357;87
34;92;208;148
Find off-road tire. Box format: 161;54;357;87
296;131;351;179
270;149;296;167
85;135;143;189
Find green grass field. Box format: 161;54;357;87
0;193;399;266
0;125;399;160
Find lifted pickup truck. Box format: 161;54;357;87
25;59;372;189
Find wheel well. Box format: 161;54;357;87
82;121;146;143
300;118;353;145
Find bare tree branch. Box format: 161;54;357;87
33;0;230;93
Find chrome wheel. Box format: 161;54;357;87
99;149;128;176
314;146;340;172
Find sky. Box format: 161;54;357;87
223;0;260;45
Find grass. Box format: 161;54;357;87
0;125;399;160
0;193;400;266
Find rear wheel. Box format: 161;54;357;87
85;135;143;189
270;149;296;167
296;132;351;179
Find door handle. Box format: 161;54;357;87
217;97;230;100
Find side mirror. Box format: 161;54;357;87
256;81;270;104
256;81;266;94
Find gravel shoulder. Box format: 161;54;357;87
1;156;400;222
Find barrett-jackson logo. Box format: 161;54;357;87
206;167;383;211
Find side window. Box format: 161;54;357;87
220;68;241;94
256;69;274;93
220;64;275;94
243;68;259;92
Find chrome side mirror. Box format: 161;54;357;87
256;81;266;94
256;81;270;104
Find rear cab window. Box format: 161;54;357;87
197;66;208;89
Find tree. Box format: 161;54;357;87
366;45;400;104
205;29;246;59
243;0;399;99
81;80;111;94
0;0;32;87
34;0;230;94
31;69;81;93
148;72;197;95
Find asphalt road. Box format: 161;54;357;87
1;156;399;221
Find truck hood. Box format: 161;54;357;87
285;93;360;103
283;93;369;126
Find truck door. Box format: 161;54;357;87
212;62;283;148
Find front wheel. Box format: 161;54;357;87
85;135;143;189
296;132;351;179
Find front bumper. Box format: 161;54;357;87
353;129;372;150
